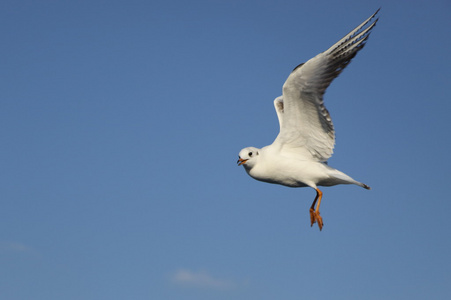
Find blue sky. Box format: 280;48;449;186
1;0;450;299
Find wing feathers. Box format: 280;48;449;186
273;96;284;129
327;8;379;56
273;10;378;162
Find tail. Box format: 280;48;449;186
324;166;371;190
322;164;371;190
359;182;371;190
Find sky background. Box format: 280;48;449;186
1;0;450;299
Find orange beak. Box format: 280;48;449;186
237;158;248;166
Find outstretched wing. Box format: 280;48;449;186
273;9;379;162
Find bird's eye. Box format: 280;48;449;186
248;152;253;157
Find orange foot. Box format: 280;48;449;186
309;208;323;231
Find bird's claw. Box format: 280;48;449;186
309;208;323;231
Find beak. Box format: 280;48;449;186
237;158;248;166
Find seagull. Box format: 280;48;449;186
237;10;379;231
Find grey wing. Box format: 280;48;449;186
273;9;379;162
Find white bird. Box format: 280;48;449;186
237;10;379;231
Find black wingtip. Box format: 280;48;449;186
373;7;381;18
368;8;380;26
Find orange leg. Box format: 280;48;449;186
309;188;324;231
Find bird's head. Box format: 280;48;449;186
237;147;260;169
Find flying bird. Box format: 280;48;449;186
237;10;379;231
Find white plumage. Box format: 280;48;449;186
237;10;378;230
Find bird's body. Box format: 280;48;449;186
237;10;378;230
239;146;368;189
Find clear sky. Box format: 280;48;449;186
1;0;450;299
